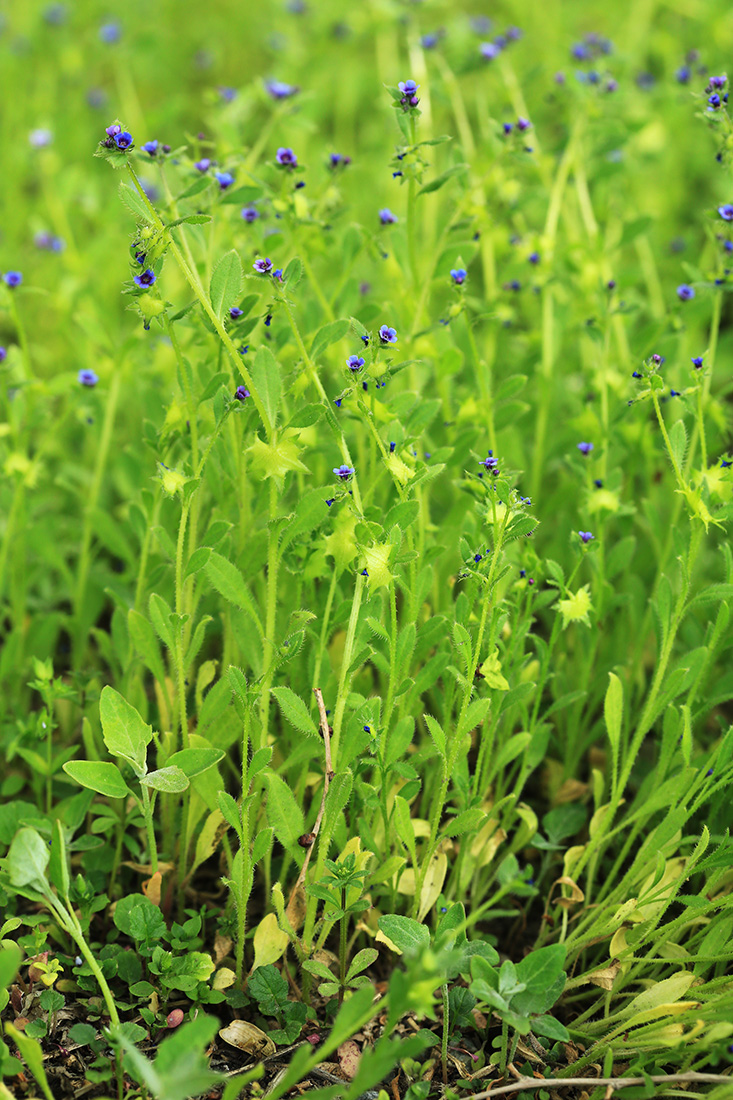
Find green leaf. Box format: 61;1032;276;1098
377;914;430;955
417;163;468;195
218;791;243;837
204;551;264;635
270;687;319;736
424;714;446;758
128;609;168;689
167;748;224;777
140;766;190;793
0;942;22;989
265;772;305;850
249;345;282;430
310;318;350;359
100;685;153;774
118;180;155;224
114;894;166;943
149;592;175;650
6;828;50;892
513;945;567;1016
249;963;289;1014
63;760;131;798
532;1014;570;1041
604;672;623;794
283;257;303;289
668;419;688;472
346;947;378;982
5;1023;55;1100
320;770;353;856
210;249;244;320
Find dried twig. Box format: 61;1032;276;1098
291;688;333;896
470;1070;731;1098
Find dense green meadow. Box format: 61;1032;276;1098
2;0;733;1097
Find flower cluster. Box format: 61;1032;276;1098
398;79;419;109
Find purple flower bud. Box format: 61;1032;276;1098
675;65;691;83
710;75;727;88
78;368;99;387
0;347;6;362
276;146;298;168
528;252;540;264
379;325;397;344
677;284;695;300
133;268;156;288
718;204;733;221
230;307;244;319
325;498;335;506
234;386;250;401
577;441;594;455
691;356;703;368
219;86;237;102
651;354;664;364
517;117;531;131
105;123;122;137
195;158;211;172
215;171;234;189
141;140;159;156
330;152;351;167
450;268;467;284
379;208;398;225
253;257;273;274
347;355;365;371
421;32;439;49
579;530;594;544
398;79;419;96
3;272;22;288
242;205;259;222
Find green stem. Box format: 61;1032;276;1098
258;479;280;750
126;164;273;440
139;786;159;874
441;984;450;1085
339;888;348;1005
331;573;366;767
174;498;191;751
73;369;122;664
407;115;418;284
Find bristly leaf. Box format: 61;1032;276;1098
210;249;244;320
99;686;153;775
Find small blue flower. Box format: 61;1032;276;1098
421;32;439;49
594;479;603;488
113;131;133;150
253;257;273;274
718;205;733;221
347;355;365;371
721;458;732;468
276;147;298;168
479;451;499;474
264;79;299;100
134;268;156;288
480;42;500;61
708;93;722;109
517;117;531;131
99;20;121;43
29;128;53;148
691;356;703;368
360;334;369;346
78;368;99;387
234;386;250;401
3;272;23;288
474;553;483;563
325;498;335;507
577;441;594;455
519;568;526;577
503;122;513;134
141;140;159;156
677;284;695;301
675;65;691;84
294;181;306;190
579;530;594;544
398;79;420;108
389;441;396;452
330;152;351;167
219;86;238;102
528;252;540;264
360;569;369;576
379;208;398;225
333;464;354;480
0;348;6;362
215;171;234;190
379;325;397;344
334;398;342;407
230;307;244;319
450;268;467;284
242;205;259;223
670;389;681;397
363;725;371;733
195;158;211;172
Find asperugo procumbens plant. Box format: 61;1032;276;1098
4;6;733;1099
